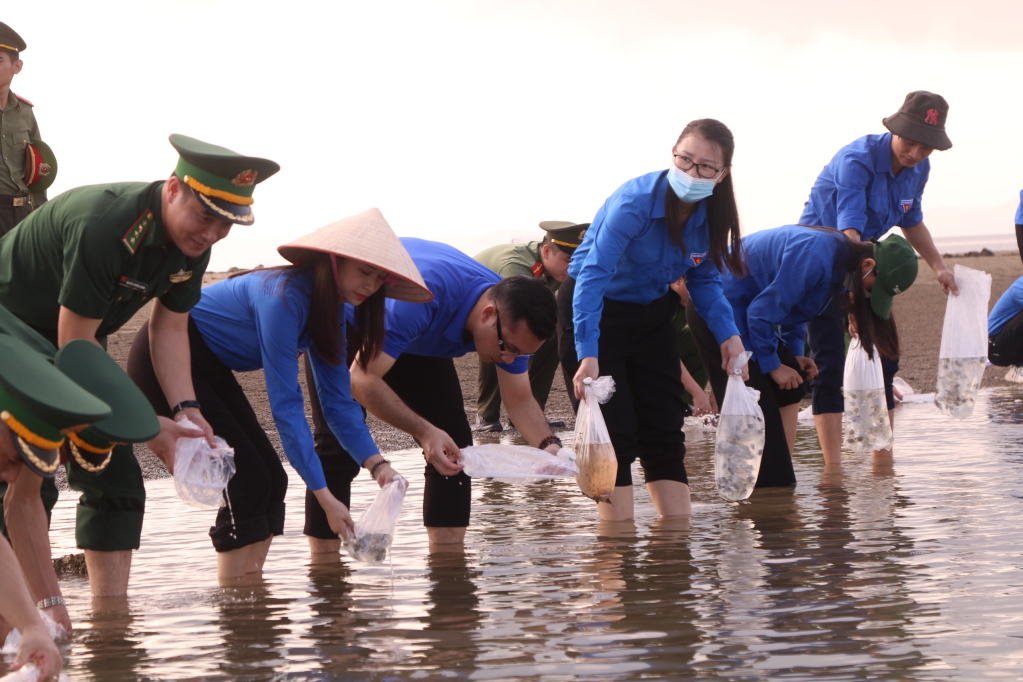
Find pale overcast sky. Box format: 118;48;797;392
12;0;1023;269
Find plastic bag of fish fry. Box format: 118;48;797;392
345;475;408;564
173;416;236;509
843;337;893;452
573;376;618;502
935;264;991;420
457;444;578;483
714;352;765;502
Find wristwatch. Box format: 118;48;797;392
171;400;202;417
37;595;66;609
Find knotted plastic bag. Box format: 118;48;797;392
457;444;579;483
573;376;618;502
172;417;236;509
935;264;991;419
714;352;765;502
345;475;408;564
843;337;892;452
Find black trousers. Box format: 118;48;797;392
0;200;31;239
989;308;1023;367
128;320;288;552
686;303;801;488
304;351;475;538
557;277;688;488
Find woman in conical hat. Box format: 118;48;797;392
126;208;431;580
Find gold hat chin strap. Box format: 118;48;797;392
15;436;59;474
551;239;580;248
68;439;113;474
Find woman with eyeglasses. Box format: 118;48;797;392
126;209;431;581
798;91;957;464
558;118;747;521
687;226;918;488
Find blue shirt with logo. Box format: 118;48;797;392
721;225;850;374
799;133;929;241
989;276;1023;337
346;238;528;373
568;169;740;360
191;270;378;491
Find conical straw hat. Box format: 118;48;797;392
278;208;432;303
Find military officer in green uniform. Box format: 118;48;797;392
0;22;48;238
0;134;279;602
473;221;588;431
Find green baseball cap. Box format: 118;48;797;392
170;134;280;225
870;234;919;320
54;341;161;475
0;336;111;479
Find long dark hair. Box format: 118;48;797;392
229;255;386;369
839;236;900;361
665;118;744;276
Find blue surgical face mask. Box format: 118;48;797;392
667;165;718;203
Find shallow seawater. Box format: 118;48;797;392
8;388;1023;680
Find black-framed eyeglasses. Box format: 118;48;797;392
672;153;726;179
495;311;535;358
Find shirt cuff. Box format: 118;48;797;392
576;340;599;361
757;351;782;375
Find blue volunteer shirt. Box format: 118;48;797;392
191;270;379;491
799;133;929;241
1015;190;1023;225
568;169;740;360
988;276;1023;337
721;225;850;374
347;238;528;373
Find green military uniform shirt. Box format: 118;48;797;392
474;241;560;293
0;181;209;346
0;91;45;207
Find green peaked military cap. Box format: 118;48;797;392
170;134;280;226
54;341;160;475
0;22;27;53
0;336;111;479
25;138;58;193
540;221;590;254
870;234;919;320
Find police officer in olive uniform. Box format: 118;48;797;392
0;134;279;600
0;22;48;237
473;221;587;431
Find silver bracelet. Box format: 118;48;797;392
36;596;66;609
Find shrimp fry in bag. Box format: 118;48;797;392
572;376;617;502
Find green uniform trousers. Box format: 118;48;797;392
0;443;146;551
477;335;559;422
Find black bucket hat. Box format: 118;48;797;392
882;91;952;151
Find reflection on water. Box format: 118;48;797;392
8;389;1023;679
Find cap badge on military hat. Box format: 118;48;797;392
169;134;280;226
539;221;590;252
54;341;160;475
0;336;111;478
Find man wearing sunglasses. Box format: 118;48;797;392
306;237;560;550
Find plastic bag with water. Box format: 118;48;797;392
457;444;578;483
572;376;618;502
843;337;892;452
0;663;70;682
935;264;992;420
1;609;70;681
172;417;236;509
345;475;407;564
714;352;765;502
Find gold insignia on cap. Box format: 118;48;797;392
169;270;192;283
231;170;258;187
40;163;51;176
578;229;587;241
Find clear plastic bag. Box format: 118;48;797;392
843;337;893;452
172;417;236;509
345;475;408;564
935;264;991;419
1;610;64;655
573;376;618;502
457;444;579;483
714;352;765;502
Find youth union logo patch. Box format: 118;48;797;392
691;252;706;266
900;199;913;212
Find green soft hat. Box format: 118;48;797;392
170;134;280;226
54;341;160;476
870;234;919;320
0;336;111;479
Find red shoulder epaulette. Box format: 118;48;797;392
14;94;33;106
531;262;544;278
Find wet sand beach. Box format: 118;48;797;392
69;249;1023;486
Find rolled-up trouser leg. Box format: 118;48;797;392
476;357;501;423
66;444;145;551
